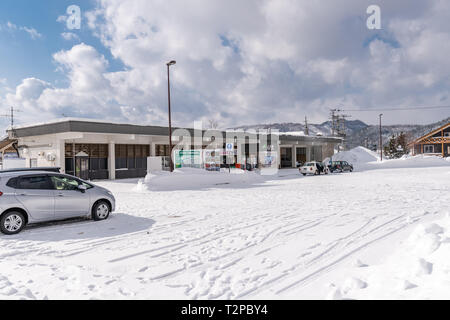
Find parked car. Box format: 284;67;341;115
328;161;354;173
299;161;329;176
0;171;115;235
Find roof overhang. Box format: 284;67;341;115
413;122;450;144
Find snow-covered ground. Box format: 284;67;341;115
0;148;449;300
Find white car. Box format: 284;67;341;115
0;169;116;235
299;162;329;176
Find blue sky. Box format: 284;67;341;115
0;0;450;129
0;0;123;87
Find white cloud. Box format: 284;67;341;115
3;0;450;127
61;32;80;41
57;15;67;24
21;26;42;39
4;21;42;40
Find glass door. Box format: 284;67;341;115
75;157;89;180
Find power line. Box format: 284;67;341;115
342;105;450;112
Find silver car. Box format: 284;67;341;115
0;171;116;235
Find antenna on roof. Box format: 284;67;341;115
1;106;21;129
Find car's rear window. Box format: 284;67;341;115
18;176;53;190
6;177;18;189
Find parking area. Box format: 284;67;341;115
0;163;448;299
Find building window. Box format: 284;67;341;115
65;144;109;178
424;145;434;153
115;144;150;170
444;132;450;137
310;146;323;161
156;145;170;157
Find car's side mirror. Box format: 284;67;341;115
78;185;87;193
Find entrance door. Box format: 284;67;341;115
75;157;89;180
280;148;292;168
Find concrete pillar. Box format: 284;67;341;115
292;146;296;168
151;143;156;157
56;139;66;173
277;144;281;169
108;142;116;180
306;146;311;162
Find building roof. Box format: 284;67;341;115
0;138;17;153
412;122;450;144
7;118;342;144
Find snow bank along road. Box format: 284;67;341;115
0;165;449;299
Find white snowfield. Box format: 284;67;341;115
0;147;449;300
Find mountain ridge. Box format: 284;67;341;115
230;117;450;149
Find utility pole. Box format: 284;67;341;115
330;109;337;136
379;114;383;162
304;116;309;136
166;60;177;172
330;108;351;151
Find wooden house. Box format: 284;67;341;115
410;122;450;157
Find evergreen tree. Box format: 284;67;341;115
384;132;408;159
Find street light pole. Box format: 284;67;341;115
379;113;383;162
166;60;176;172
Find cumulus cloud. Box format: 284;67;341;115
3;0;450;127
79;0;450;126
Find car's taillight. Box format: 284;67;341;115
310;168;313;171
0;192;3;197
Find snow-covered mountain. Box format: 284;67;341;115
347;117;450;149
230;120;368;137
231;117;450;149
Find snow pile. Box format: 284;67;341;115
328;216;450;300
329;146;379;165
327;146;450;171
133;168;266;191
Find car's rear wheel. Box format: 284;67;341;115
1;211;26;235
92;201;111;221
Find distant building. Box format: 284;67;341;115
410;122;450;157
0;138;20;169
6;118;342;180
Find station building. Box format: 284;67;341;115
6;119;342;180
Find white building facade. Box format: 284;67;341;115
7;119;342;180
